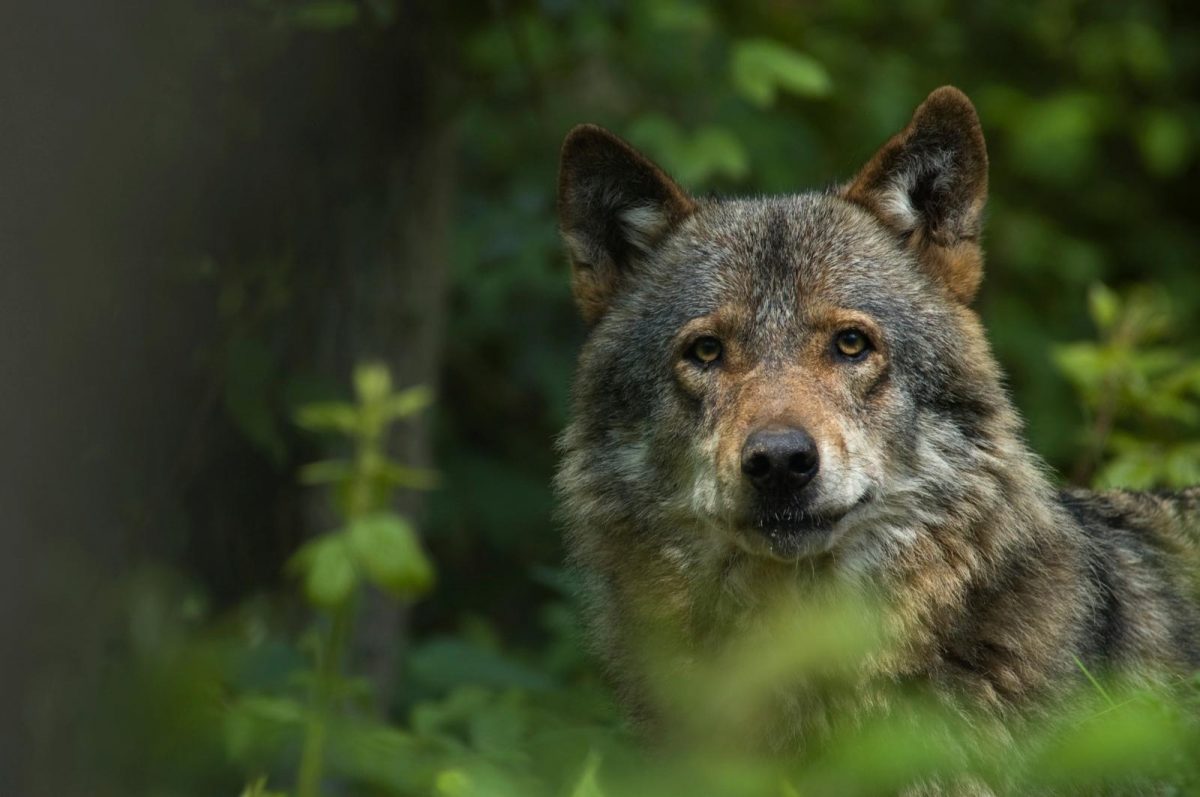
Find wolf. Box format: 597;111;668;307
554;86;1200;754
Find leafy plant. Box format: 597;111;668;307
233;363;437;796
1055;283;1200;487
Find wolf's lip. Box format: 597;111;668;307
747;509;845;536
734;496;873;559
734;518;839;561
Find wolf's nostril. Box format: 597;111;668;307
743;453;771;478
788;451;817;474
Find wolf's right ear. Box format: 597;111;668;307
842;87;989;303
558;125;696;324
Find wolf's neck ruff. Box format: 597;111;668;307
555;86;1200;749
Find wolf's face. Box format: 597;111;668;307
558;88;1006;571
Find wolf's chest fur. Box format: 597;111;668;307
554;86;1200;746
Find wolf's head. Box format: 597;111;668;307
557;88;1022;573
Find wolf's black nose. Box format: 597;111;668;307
741;427;819;492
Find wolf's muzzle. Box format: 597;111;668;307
740;426;819;495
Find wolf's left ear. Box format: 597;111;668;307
558;124;696;324
842;86;988;303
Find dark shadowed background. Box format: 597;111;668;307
3;1;1199;795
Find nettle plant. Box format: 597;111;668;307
1055;283;1200;488
235;364;436;797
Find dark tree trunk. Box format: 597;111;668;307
0;1;458;790
323;93;455;713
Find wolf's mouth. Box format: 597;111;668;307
750;492;870;533
736;495;871;560
753;508;843;535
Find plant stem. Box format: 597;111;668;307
295;383;392;796
296;598;353;797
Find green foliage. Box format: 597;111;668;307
1054;283;1200;487
731;39;832;107
226;363;438;796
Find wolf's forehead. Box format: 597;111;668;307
671;194;900;310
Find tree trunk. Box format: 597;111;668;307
332;116;455;712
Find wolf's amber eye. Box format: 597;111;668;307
688;336;723;365
834;329;871;359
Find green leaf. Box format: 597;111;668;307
346;514;434;598
1052;343;1108;394
408;637;556;693
287;0;360;30
569;751;606;797
299;459;354;485
685;126;750;183
290;536;358;607
1165;444;1200;486
225;694;306;762
382;385;434;419
1087;283;1121;333
324;717;442;792
239;776;288;797
1027;697;1184;786
378;462;439;490
731;39;831;107
354;362;392;403
435;769;473;796
1137;109;1191;177
1010;93;1108;183
1096;450;1159;490
626;117;749;186
295;401;359;434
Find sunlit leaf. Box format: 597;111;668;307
1137;109;1191;177
1051;343;1108;393
346;513;434;598
225;694;306;761
239;776;288;797
378;462;439;490
354;362;393;403
1026;698;1184;787
1009;93;1108;183
436;769;473;796
1087;283;1120;333
295;401;359;434
383;385;434;419
1165;444;1200;486
1096;451;1159;490
731;39;831;107
289;535;358;607
686;127;750;182
569;751;606;797
324;718;443;792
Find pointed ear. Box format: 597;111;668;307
842;86;989;303
557;124;696;324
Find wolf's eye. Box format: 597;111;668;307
688;336;723;365
834;329;871;360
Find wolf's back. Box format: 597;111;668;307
1061;485;1200;552
1058;486;1200;669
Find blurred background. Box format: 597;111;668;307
4;1;1200;795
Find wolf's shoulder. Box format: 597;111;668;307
1057;486;1200;557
